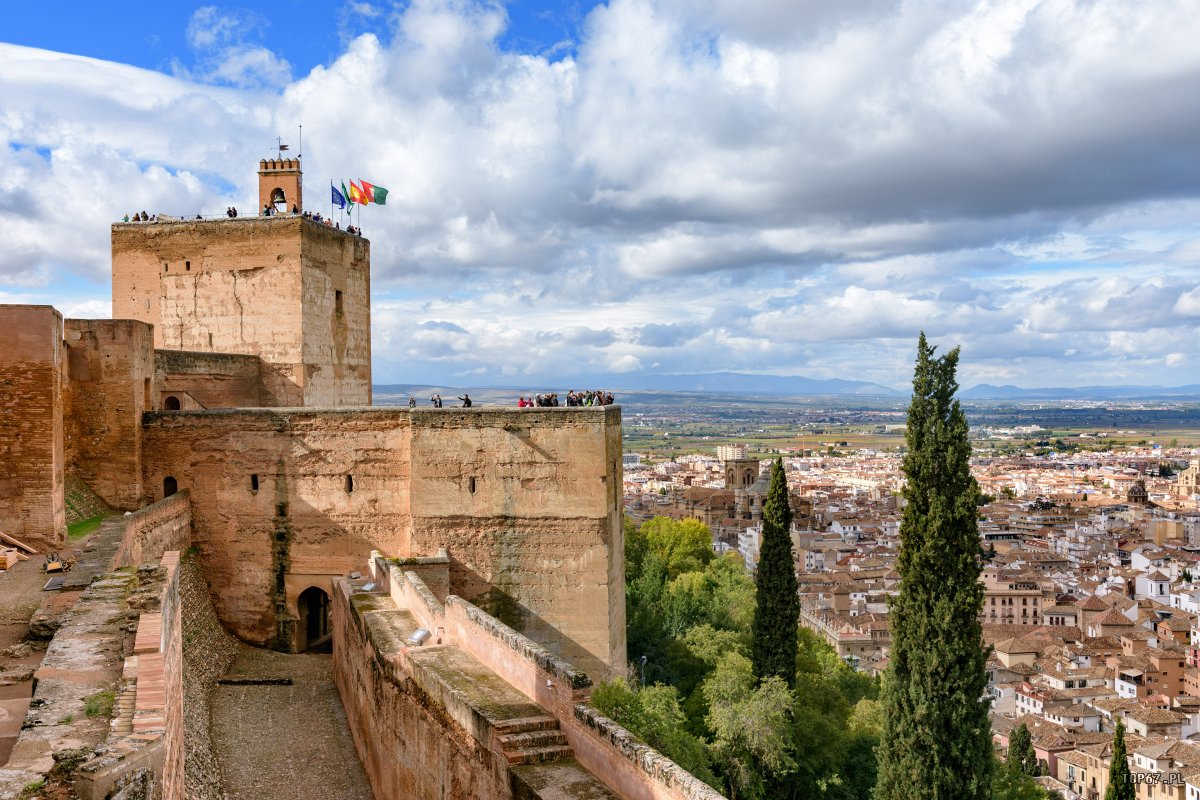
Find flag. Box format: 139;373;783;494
278;144;290;151
331;184;347;209
349;181;367;205
340;181;354;212
359;181;376;203
361;181;388;205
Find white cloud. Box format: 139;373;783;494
2;1;1200;388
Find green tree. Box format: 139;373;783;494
874;335;992;800
1106;719;1134;800
751;459;799;688
591;678;720;790
992;766;1050;800
704;651;794;799
640;517;716;578
1007;723;1039;777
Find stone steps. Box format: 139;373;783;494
495;715;572;766
505;744;574;766
497;729;568;751
494;715;560;734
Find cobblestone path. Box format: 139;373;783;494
211;646;375;800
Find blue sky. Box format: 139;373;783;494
3;1;1200;390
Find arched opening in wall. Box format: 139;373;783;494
344;474;354;494
271;187;286;211
163;476;178;498
297;587;332;653
143;378;151;409
164;395;181;411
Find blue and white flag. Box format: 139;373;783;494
331;184;347;209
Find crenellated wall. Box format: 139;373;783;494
140;406;625;678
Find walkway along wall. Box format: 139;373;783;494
140;406;625;678
331;556;723;800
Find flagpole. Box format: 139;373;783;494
330;179;333;222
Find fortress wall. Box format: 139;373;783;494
140;408;413;647
0;305;64;550
112;219;305;360
141;407;624;675
112;218;369;408
113;491;192;569
154;349;278;410
62;319;154;510
300;224;371;406
408;407;626;679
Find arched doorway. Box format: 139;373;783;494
163;476;178;497
164;395;181;410
297;586;331;653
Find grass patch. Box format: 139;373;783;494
18;780;44;799
67;515;105;540
59;714;74;724
83;689;115;718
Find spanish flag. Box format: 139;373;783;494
348;180;368;205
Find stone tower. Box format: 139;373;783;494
258;157;303;213
111;161;371;407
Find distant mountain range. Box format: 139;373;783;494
375;373;1200;402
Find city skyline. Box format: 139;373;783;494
3;1;1200;390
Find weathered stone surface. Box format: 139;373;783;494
61;319;155;511
112;217;370;407
179;558;238;800
141;406;625;678
0;305;66;552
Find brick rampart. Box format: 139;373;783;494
140;406;624;677
0;305;65;550
62;319;154;510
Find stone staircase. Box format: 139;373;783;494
495;715;572;766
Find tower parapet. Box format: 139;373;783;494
258;157;303;213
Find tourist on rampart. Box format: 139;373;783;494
431;393;443;407
458;394;472;408
408;395;416;408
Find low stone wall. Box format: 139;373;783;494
357;559;724;800
74;552;184;800
333;582;502;800
113;492;192;569
178;558;238;800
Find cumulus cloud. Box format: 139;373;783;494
2;0;1200;388
181;6;292;89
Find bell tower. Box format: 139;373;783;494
258;158;303;213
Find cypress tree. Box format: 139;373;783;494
1006;723;1038;776
1106;720;1133;800
874;334;992;800
751;458;799;688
